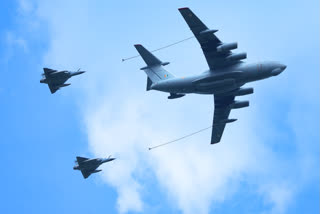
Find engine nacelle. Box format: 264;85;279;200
226;52;247;61
217;42;238;52
234;88;254;96
230;101;249;109
168;93;185;99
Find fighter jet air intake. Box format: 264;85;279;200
134;7;286;144
40;68;85;94
73;156;116;179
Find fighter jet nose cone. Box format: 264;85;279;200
71;71;86;76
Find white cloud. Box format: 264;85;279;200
258;182;294;214
82;86;296;214
18;0;34;14
85;98;147;213
3;32;28;64
6;32;28;52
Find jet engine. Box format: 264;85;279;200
230;101;249;109
226;52;247;61
217;42;238;52
168;93;185;99
234;88;254;96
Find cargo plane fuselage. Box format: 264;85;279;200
150;61;286;95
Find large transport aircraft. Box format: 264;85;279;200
134;7;286;144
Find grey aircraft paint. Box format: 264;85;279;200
40;68;85;94
73;156;116;179
134;7;286;144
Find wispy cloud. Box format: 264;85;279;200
2;31;28;64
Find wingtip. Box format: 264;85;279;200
134;44;142;47
178;7;189;10
210;141;220;145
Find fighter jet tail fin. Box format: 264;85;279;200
134;44;174;88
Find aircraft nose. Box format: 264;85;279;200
271;64;286;76
71;71;86;76
279;64;287;72
76;71;86;75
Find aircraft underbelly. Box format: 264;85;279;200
193;78;242;94
48;77;69;85
155;72;248;95
80;164;98;171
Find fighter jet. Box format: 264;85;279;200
134;7;286;144
40;68;85;94
73;156;115;179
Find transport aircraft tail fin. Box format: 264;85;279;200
134;44;174;90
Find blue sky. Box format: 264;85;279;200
0;0;319;213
